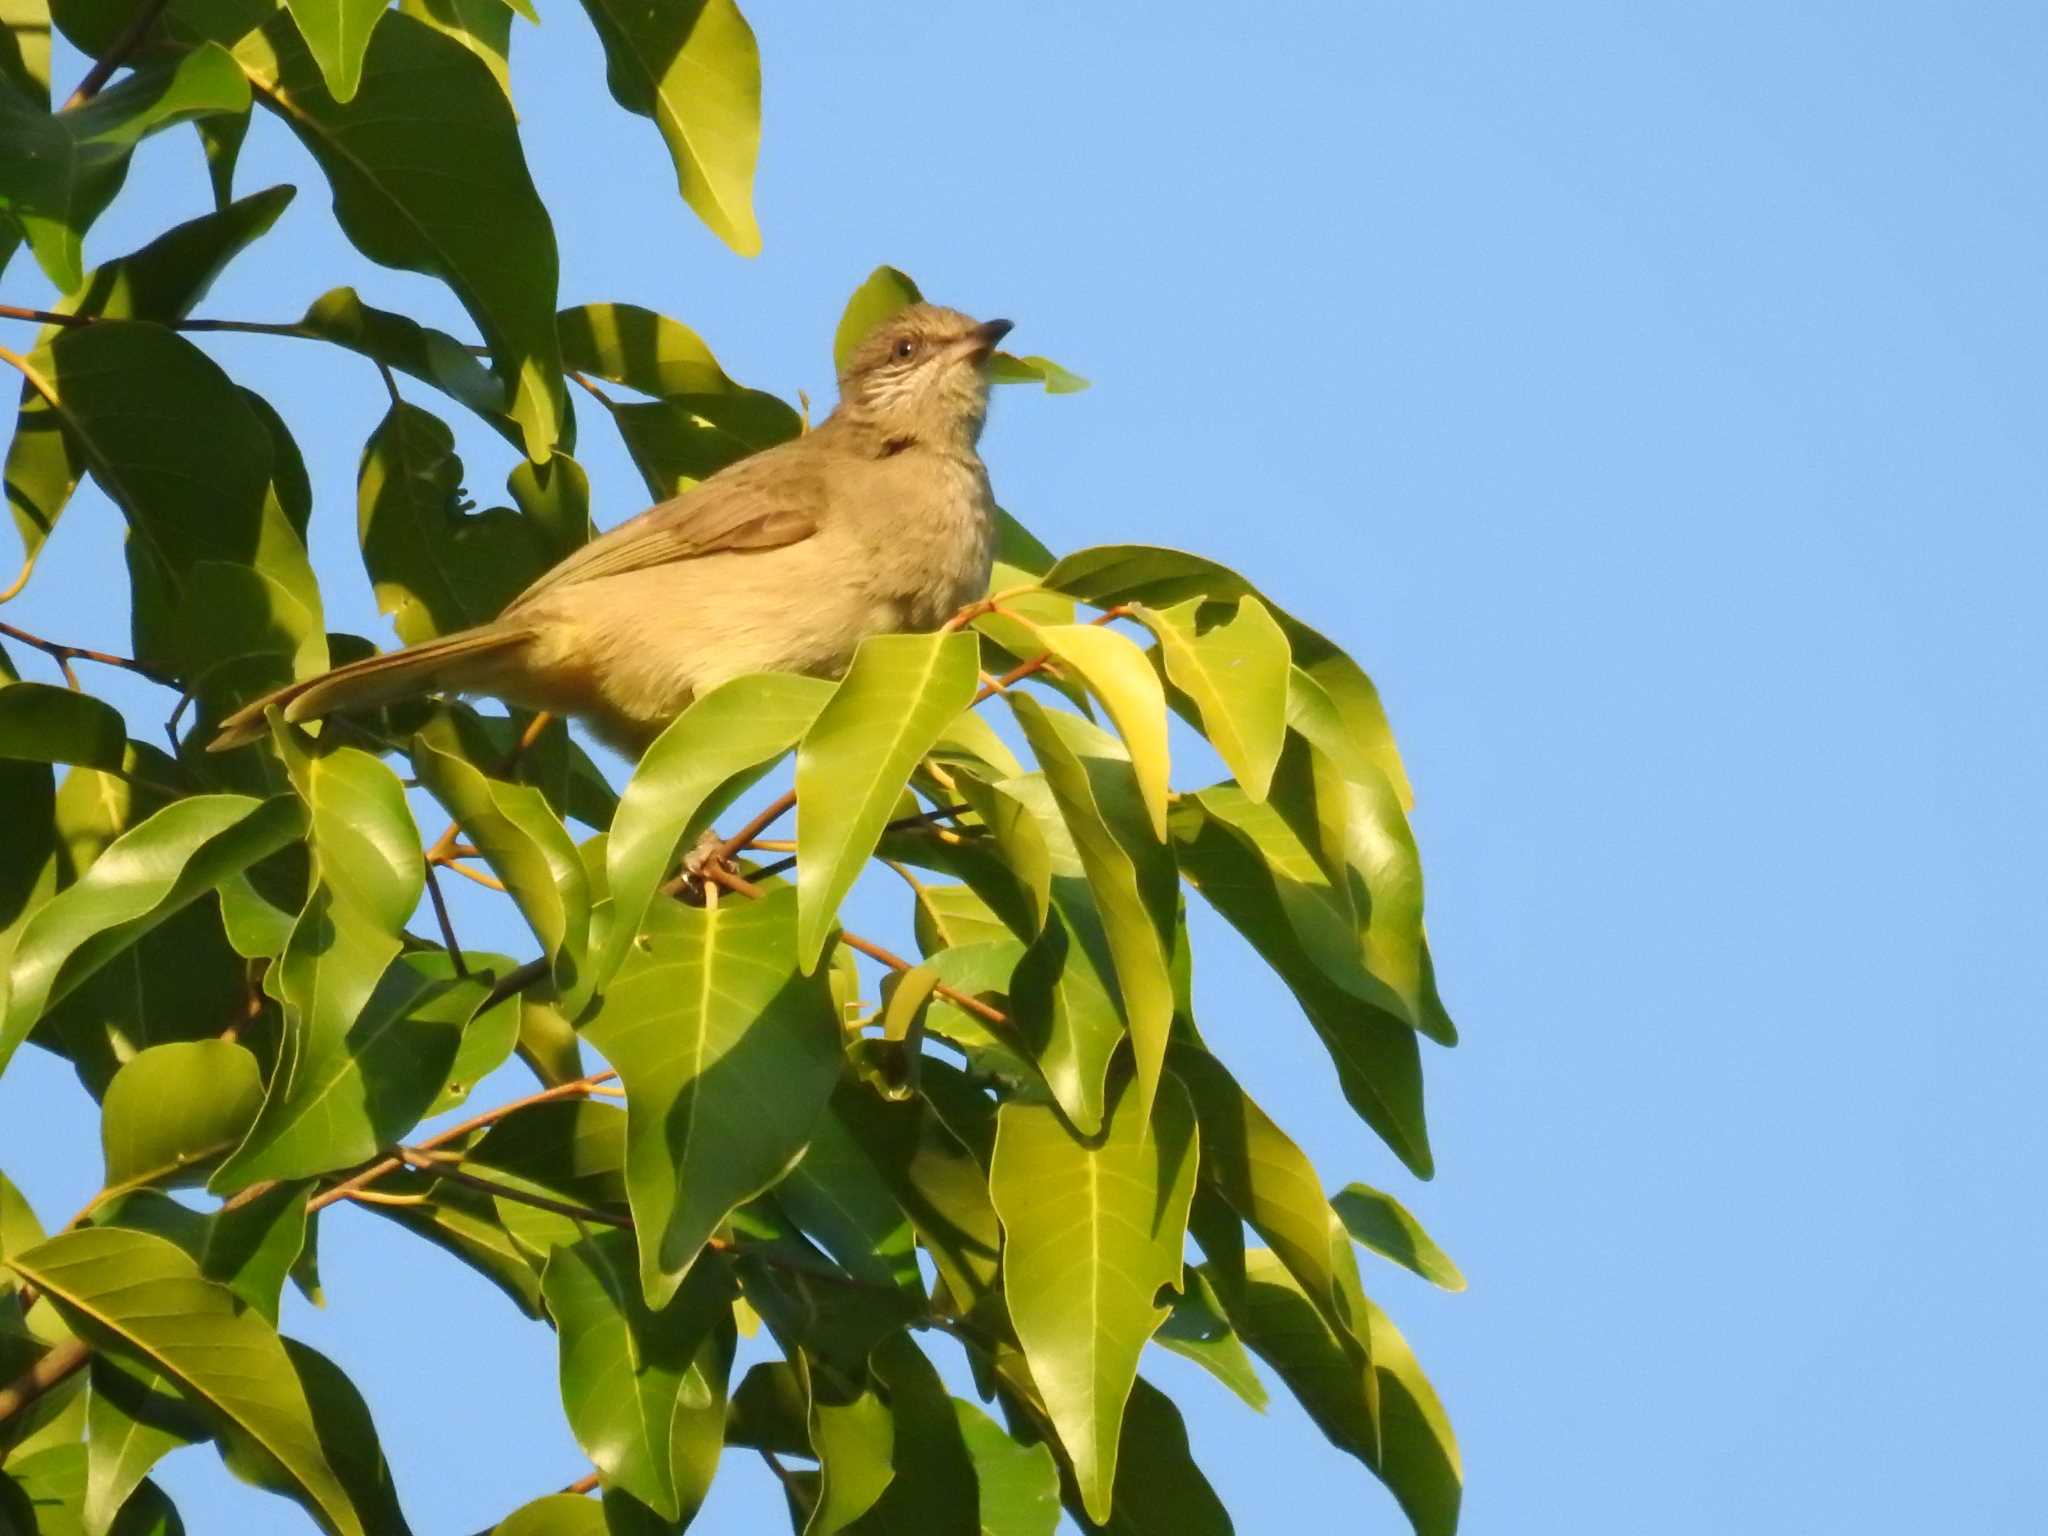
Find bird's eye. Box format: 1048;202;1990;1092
892;336;918;361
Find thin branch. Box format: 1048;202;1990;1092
562;1471;602;1496
757;1447;801;1498
399;1153;631;1229
0;620;176;689
0;303;314;341
433;858;507;893
61;0;175;107
0;1338;90;1433
970;604;1133;706
421;863;468;977
712;791;796;867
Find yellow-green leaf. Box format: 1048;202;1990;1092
1025;623;1170;840
1135;594;1290;801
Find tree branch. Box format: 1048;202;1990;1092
61;0;175;109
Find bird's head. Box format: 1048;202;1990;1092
835;304;1013;451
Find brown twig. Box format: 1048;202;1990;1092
433;858;507;893
0;1338;89;1433
0;618;177;690
421;863;468;977
61;0;175;108
970;603;1133;706
563;1471;602;1496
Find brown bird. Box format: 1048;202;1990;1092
211;304;1012;755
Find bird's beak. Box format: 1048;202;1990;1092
965;318;1014;360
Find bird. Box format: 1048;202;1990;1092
210;304;1013;756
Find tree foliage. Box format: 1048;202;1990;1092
0;3;1464;1532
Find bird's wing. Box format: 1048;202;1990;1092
506;448;824;610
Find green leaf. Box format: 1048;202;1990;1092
16;321;321;699
0;0;51;104
1280;680;1457;1045
1045;545;1413;809
842;1332;979;1533
282;0;385;101
1225;1251;1460;1536
0;43;250;291
466;1096;629;1213
1;794;303;1075
300;286;509;427
1170;796;1432;1178
397;0;512;98
1078;1377;1233;1536
355;1169;546;1316
1133;596;1290;802
1007;698;1178;1128
83;1355;206;1536
1331;1185;1464;1293
542;1232;735;1522
413;716;592;1011
6;1443;184;1536
989;1075;1199;1523
575;0;760;255
99;1040;264;1194
599;671;835;989
603;388;802;501
1024;624;1170;841
794;630;980;971
1167;1042;1372;1404
422;953;523;1115
0;681;126;771
833;266;921;374
955;1398;1060;1536
0;1169;44;1303
8;1227;375;1536
1153;1267;1269;1412
804;1368;894;1535
772;1106;919;1294
558;302;737;397
357;401;557;645
986;353;1090;395
492;1494;606;1535
234;10;566;459
579;886;842;1307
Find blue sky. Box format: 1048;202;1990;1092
5;3;2046;1531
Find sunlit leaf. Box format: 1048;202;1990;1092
558;302;737;397
1024;624;1170;841
841;1332;979;1532
398;0;512;98
0;43;250;291
833;266;922;373
492;1493;606;1535
99;1040;264;1194
0;681;126;772
603;390;800;501
8;1227;375;1536
1;794;303;1075
794;630;980;971
579;886;841;1306
1224;1250;1461;1536
82;1354;205;1536
234;10;566;458
955;1397;1060;1536
281;0;384;101
574;0;760;254
1153;1267;1269;1412
1332;1185;1465;1293
543;1232;735;1522
598;671;834;989
6;1442;184;1536
990;1075;1198;1523
1007;697;1177;1127
1133;595;1290;801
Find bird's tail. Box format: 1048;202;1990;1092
207;625;534;751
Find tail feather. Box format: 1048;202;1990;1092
207;626;533;751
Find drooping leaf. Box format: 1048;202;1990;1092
1077;1376;1233;1536
281;0;385;101
0;681;126;771
1331;1185;1465;1293
542;1232;735;1522
842;1332;980;1533
8;1227;376;1536
99;1040;264;1194
578;886;842;1306
955;1397;1061;1536
299;285;510;427
574;0;761;256
989;1075;1199;1523
557;302;737;397
0;43;250;291
357;401;558;645
1023;624;1170;840
833;266;922;373
603;388;802;501
413;716;592;1011
233;9;566;458
599;671;835;989
794;630;980;971
1153;1267;1269;1412
1;794;303;1075
1170;796;1432;1176
1045;545;1413;809
800;1360;894;1536
1007;697;1178;1128
398;0;512;97
1224;1251;1460;1536
1132;596;1290;802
